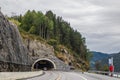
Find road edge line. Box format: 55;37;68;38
17;71;45;80
56;74;61;80
78;75;88;80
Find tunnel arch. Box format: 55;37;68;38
32;58;56;70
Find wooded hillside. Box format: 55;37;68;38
9;10;92;70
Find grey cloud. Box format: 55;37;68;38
84;32;120;53
0;0;120;53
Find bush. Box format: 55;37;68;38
47;39;58;46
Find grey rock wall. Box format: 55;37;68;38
0;11;32;71
25;39;70;70
0;61;31;72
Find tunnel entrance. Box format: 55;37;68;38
32;58;56;70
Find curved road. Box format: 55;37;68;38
27;71;120;80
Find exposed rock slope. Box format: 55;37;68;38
0;11;31;71
24;39;70;70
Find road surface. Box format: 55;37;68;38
26;71;120;80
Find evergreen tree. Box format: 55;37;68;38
15;10;91;64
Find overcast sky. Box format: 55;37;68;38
0;0;120;53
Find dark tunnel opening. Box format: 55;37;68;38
33;60;55;70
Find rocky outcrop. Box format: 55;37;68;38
0;11;31;71
25;39;54;59
25;39;70;70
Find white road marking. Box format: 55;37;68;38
64;72;88;80
56;74;61;80
78;75;88;80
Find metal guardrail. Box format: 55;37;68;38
88;70;120;78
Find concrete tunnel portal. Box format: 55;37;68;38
32;58;56;70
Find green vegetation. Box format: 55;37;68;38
9;10;92;70
95;61;109;71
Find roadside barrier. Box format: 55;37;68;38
88;70;120;78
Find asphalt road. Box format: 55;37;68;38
26;71;120;80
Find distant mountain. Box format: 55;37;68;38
90;51;109;69
90;51;120;72
110;52;120;72
100;52;120;72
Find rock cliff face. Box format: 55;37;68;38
25;39;54;59
25;39;70;70
0;11;31;71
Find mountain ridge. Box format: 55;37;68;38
90;51;109;69
90;51;120;72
